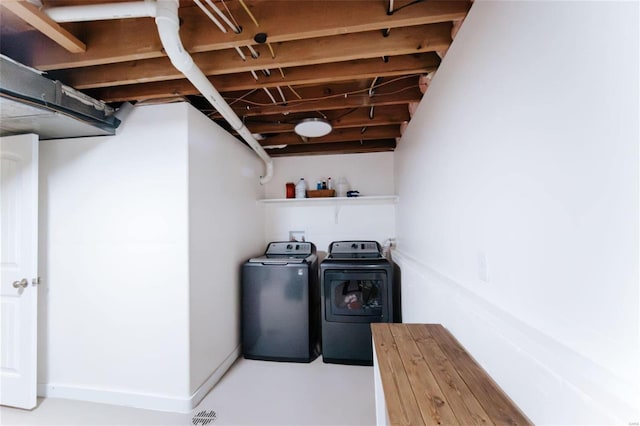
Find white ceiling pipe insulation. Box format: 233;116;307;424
44;0;157;22
43;0;274;184
155;0;273;183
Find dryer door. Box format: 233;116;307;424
324;270;388;323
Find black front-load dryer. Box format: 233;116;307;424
320;241;398;365
242;241;320;362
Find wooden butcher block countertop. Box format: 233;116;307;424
371;323;532;426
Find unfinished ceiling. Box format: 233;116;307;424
0;0;471;156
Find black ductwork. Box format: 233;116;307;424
0;55;120;140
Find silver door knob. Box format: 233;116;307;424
12;279;28;289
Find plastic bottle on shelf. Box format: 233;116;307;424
327;177;333;190
336;177;349;197
295;178;307;199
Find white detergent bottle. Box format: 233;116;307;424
336;177;349;197
295;178;307;198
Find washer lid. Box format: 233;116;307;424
248;255;307;264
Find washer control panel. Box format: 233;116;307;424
265;241;314;256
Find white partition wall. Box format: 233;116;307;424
186;105;265;402
38;103;265;412
394;1;639;424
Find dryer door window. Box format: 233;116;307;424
324;270;387;322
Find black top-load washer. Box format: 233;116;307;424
242;241;320;363
320;241;398;365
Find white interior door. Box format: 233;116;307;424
0;134;38;409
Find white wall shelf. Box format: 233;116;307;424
259;195;398;225
258;195;398;205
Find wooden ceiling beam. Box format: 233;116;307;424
25;1;470;70
49;24;451;89
1;0;86;53
265;139;397;157
259;125;401;146
86;54;439;103
243;105;411;134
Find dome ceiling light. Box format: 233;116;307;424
294;118;332;138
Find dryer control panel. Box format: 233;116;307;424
329;241;381;255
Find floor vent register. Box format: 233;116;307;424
192;410;217;425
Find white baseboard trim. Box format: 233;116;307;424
37;345;241;414
37;382;193;413
189;344;240;409
392;249;640;425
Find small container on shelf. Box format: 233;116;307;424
336;177;349;197
306;189;336;198
286;182;295;199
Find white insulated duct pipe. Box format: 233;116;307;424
45;0;157;22
155;0;273;183
43;0;274;184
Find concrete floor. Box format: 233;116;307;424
0;357;376;426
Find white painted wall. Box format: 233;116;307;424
38;104;191;409
37;103;267;412
262;153;396;253
186;106;265;398
263;153;394;199
394;1;639;424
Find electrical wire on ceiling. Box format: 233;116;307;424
288;86;303;100
263;87;277;104
234;46;247;61
276;87;287;105
238;0;259;27
247;45;260;59
204;0;241;33
237;107;358;128
192;0;269;82
193;0;227;32
369;77;380;97
266;43;276;59
220;0;241;31
227;83;419;108
388;0;426;15
222;74;421;108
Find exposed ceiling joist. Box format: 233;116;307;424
244;105;411;134
260;125;400;146
266;139;397;157
18;1;469;70
47;23;451;89
86;54;440;103
1;0;86;53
